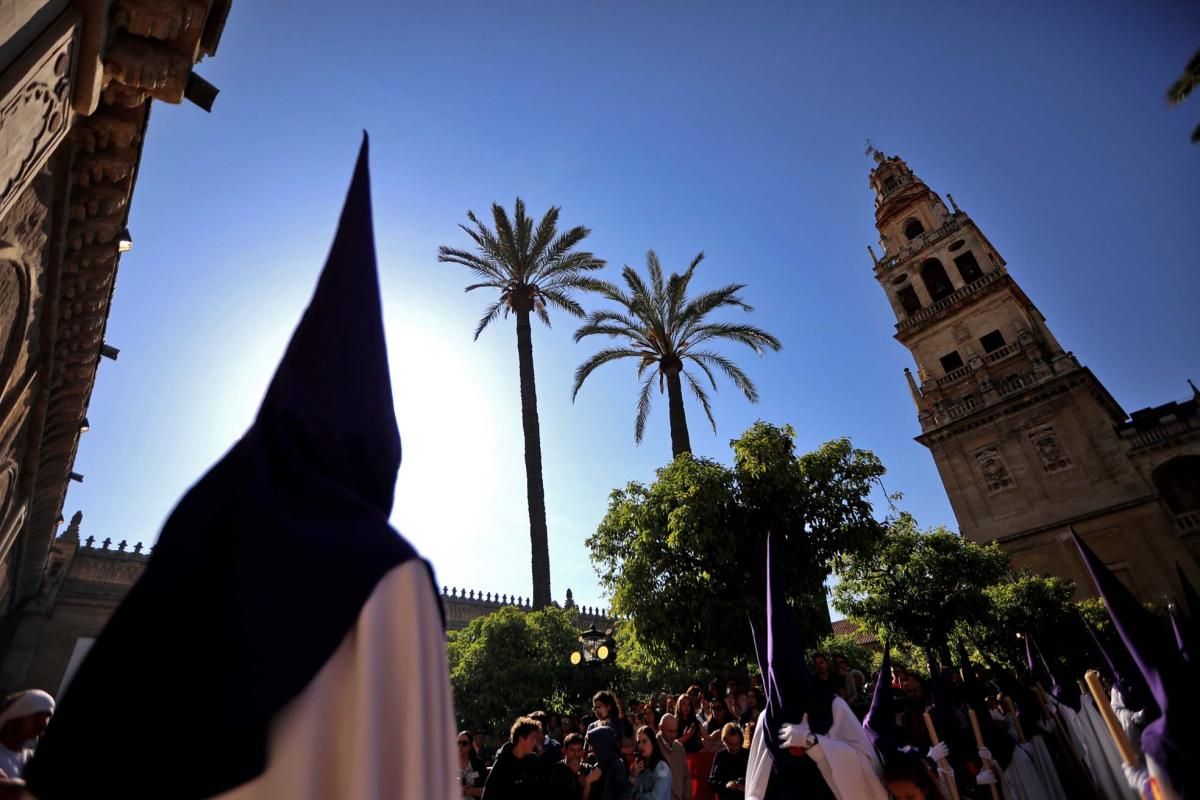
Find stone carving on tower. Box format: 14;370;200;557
866;150;1199;603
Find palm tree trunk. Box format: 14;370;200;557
665;369;692;457
514;308;552;609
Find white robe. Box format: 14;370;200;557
216;560;458;800
744;696;887;800
1078;697;1137;800
999;742;1055;800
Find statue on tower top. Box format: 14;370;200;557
865;139;886;164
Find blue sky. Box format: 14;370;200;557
65;2;1199;609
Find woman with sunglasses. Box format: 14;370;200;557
456;730;485;799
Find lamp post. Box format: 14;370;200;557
570;624;614;666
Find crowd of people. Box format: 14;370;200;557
455;644;1144;800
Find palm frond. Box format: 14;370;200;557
666;251;704;321
530;205;561;260
463;280;509;293
574;321;644;342
680;284;753;324
490;202;519;275
572;347;641;400
646;250;665;302
1166;49;1200;105
683;369;718;433
460;215;510;268
540;288;586;318
437;246;508;282
685;322;782;354
473;301;506;340
688;350;759;402
634;372;656;444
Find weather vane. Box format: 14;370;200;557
865;139;885;163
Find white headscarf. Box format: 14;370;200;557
0;690;55;731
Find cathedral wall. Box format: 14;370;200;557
1000;500;1190;602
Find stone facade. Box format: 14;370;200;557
0;0;233;693
867;149;1200;604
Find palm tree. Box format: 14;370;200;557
438;199;605;609
572;250;780;457
1167;47;1200;143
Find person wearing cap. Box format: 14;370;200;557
0;690;55;781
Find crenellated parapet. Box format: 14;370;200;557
440;585;614;631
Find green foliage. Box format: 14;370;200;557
832;515;1009;656
587;422;887;677
816;632;882;675
447;606;609;735
964;572;1089;674
572;250;781;447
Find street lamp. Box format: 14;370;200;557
570;624;614;666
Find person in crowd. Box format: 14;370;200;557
549;732;601;800
832;654;857;704
725;679;748;719
457;730;487;799
531;710;563;764
704;698;732;748
656;714;692;800
631;725;672;800
640;703;659;734
675;693;710;799
811;653;840;697
590;690;635;744
0;690;54;782
881;751;947;800
484;716;546;799
665;695;677;717
891;663;909;691
549;714;565;743
676;694;703;753
586;723;632;800
739;688;765;727
707;723;749;800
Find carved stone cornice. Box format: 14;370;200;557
13;0;234;606
0;12;81;224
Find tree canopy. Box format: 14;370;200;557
832;515;1009;661
587;422;887;678
447;605;610;736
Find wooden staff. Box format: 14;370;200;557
923;711;962;800
967;708;1001;800
1077;678;1090;698
1084;669;1140;767
1002;696;1026;743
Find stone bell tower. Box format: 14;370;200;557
866;147;1198;602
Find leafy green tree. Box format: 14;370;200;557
832;515;1008;662
587;422;886;678
572;251;780;457
962;572;1091;675
447;605;611;736
1167;48;1200;143
438;200;605;608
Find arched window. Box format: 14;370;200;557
919;258;955;302
897;285;921;315
1152;456;1200;532
903;218;925;240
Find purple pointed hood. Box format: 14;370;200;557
26;136;429;799
863;642;901;755
1072;528;1196;797
1083;617;1155;713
